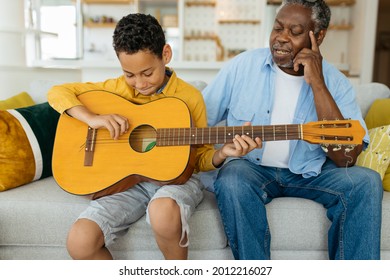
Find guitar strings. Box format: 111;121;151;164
82;126;355;147
83;132;301;146
83;131;351;143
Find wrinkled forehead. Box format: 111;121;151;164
275;4;314;29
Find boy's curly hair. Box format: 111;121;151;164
113;13;166;58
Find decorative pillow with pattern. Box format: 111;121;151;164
364;98;390;191
0;102;60;191
356;125;390;182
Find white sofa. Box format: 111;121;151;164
0;82;389;260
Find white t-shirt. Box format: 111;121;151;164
261;66;304;168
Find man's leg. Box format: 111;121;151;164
214;159;278;260
281;160;383;259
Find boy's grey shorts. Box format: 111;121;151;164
77;174;204;247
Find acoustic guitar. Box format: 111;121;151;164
52;90;365;199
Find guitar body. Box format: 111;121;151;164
52;91;194;199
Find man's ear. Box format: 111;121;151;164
162;44;172;65
316;29;327;46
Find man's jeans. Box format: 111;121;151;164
214;159;383;260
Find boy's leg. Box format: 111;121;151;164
67;218;112;259
148;198;186;259
146;174;204;260
67;184;156;259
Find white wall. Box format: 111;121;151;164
0;66;81;101
0;0;25;67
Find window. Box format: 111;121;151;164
25;0;82;61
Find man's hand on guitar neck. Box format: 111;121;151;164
66;105;129;140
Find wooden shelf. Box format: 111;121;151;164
329;24;353;30
185;1;216;7
184;35;217;40
326;0;356;6
218;19;261;25
267;0;355;6
82;0;132;4
84;22;117;28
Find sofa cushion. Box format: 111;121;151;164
356;125;390;182
0;103;60;191
365;99;390;130
0;92;35;110
0;177;230;260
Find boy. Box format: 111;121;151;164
48;13;256;260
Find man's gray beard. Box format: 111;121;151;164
277;60;294;69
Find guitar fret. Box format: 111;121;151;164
285;125;288;140
170;129;173;146
299;124;303;140
262;126;264;141
177;128;180;145
273;126;276;141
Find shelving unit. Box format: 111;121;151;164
81;0;137;61
181;0;263;62
77;0;377;83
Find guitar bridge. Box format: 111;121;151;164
84;127;97;166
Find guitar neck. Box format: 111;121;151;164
156;124;303;146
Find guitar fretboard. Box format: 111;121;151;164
156;124;303;146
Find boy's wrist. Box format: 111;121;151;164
213;149;227;168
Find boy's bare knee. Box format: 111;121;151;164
67;218;105;259
149;198;181;236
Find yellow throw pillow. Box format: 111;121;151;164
0;92;35;110
364;99;390;191
365;99;390;130
356;125;390;181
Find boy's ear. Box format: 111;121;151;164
162;44;172;64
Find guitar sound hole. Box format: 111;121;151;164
129;125;157;153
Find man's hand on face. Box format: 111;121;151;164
293;30;324;86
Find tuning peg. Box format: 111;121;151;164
321;144;329;153
332;145;342;151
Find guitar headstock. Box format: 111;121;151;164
302;120;365;145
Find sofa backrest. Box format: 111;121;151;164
354;83;390;118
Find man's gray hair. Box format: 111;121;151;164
278;0;331;34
